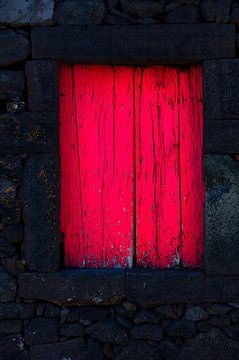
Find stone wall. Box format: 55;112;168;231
1;0;239;359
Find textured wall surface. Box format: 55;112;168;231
0;0;239;359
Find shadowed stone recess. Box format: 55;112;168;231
205;155;239;274
0;30;30;66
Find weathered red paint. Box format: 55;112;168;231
59;65;204;269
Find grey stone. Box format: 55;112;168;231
18;270;125;306
116;340;161;360
123;301;137;311
0;320;22;334
0;113;58;155
4;224;23;244
32;24;235;64
0;272;16;302
54;0;105;25
134;309;158;324
165;5;201;23
130;324;162;341
0;30;30;66
204;155;239;274
120;0;164;17
0;71;24;100
85;320;128;345
21;154;60;272
204;60;239;120
30;338;85;360
201;0;230;23
25;318;59;345
179;328;239;360
26;60;58;112
60;323;84;337
184;305;209;321
0;179;16;208
164;320;195;338
0;334;27;360
0;157;22;180
0;0;54;26
44;304;60;318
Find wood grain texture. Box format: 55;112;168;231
135;67;181;268
60;65;134;268
179;66;204;268
60;65;204;269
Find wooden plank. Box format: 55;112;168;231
59;65;84;267
65;65;134;268
135;67;181;268
179;65;204;268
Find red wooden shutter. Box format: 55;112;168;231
59;65;204;269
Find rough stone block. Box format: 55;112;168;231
0;157;22;180
0;319;22;334
0;0;54;26
18;270;125;305
165;5;201;23
0;71;24;100
204;60;239;120
204;155;239;274
126;270;239;305
201;0;230;23
120;0;164;17
0;112;58;154
204;120;239;153
0;30;30;66
26;61;58;112
0;272;16;302
179;328;239;360
54;0;105;25
25;318;59;345
21;154;60;272
32;24;235;64
0;334;27;360
86;320;129;345
0;179;16;208
30;338;85;360
0;303;34;319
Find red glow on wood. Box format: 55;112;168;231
59;65;204;269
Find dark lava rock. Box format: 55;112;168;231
4;224;23;244
120;0;164;17
0;333;27;360
164;320;196;338
130;324;162;342
2;208;22;225
158;340;179;360
60;322;84;337
165;5;201;23
179;328;239;360
44;304;60;318
0;179;16;208
85;320;128;345
184;305;209;321
0;272;16;302
67;306;111;322
207;303;233;315
87;338;104;360
54;0;105;25
0;236;15;256
0;71;24;100
114;304;135;318
224;325;239;340
201;0;230;23
25;317;59;345
0;319;22;334
117;315;133;330
155;305;177;320
231;309;239;323
30;338;85;360
0;30;30;66
116;340;161;360
134;308;158;324
0;303;34;319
